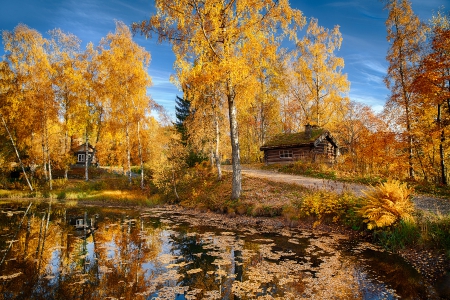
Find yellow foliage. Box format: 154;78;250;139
299;190;351;227
359;180;415;230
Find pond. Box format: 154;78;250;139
0;201;443;299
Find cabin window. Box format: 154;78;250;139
77;154;85;162
279;150;293;158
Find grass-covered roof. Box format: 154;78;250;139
261;128;325;149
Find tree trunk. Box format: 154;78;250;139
0;114;33;191
125;123;132;185
137;121;144;189
227;93;241;200
64;130;69;180
47;148;53;191
437;104;447;185
42;138;48;181
45;124;52;190
85;127;89;181
172;169;179;200
214;113;222;181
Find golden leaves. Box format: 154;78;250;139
359;180;415;229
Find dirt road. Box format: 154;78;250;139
224;165;450;214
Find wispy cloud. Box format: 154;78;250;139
350;92;386;113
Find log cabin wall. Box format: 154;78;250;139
263;140;337;164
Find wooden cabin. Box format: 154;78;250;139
72;143;98;167
260;125;339;165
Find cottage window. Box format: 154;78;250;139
78;154;85;162
279;150;293;158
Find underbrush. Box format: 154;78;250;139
169;168;450;257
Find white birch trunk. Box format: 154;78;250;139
126;123;132;185
137;121;144;189
42;136;48;181
214;113;222;181
85;127;89;181
45;122;52;190
0;114;33;191
64;131;69;180
172;169;179;200
227;94;241;199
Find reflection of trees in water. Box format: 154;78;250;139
0;204;438;299
0;204;162;299
167;229;221;297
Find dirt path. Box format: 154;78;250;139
224;165;450;214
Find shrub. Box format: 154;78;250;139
373;220;420;252
359;180;415;230
299;190;358;227
57;191;66;200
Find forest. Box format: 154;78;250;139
0;0;449;199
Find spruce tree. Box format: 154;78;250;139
174;95;190;143
174;95;206;167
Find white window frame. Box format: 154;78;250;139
78;154;85;162
279;150;293;158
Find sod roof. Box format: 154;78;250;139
261;128;325;149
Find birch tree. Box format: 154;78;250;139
100;21;152;185
48;29;83;179
3;24;57;189
292;18;350;128
134;0;305;199
79;43;104;181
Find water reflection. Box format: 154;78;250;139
0;201;440;299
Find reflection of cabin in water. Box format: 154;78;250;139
69;213;97;231
260;125;339;165
72;143;98;167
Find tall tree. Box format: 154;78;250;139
174;95;191;142
48;29;83;179
134;0;305;199
384;0;427;179
414;11;450;184
291;18;350;128
79;43;104;181
100;21;152;185
174;93;211;168
3;24;57;189
0;72;33;190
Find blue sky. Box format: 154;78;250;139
1;0;447;118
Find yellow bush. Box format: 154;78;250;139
299;190;348;227
359;180;415;229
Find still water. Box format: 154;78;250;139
0;201;441;299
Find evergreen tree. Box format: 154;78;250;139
174;95;190;143
174;95;206;167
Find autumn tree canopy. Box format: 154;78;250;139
133;0;305;199
0;23;160;189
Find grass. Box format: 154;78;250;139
1;163;449;258
167;164;450;258
0;167;162;207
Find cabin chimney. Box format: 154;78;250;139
305;124;312;139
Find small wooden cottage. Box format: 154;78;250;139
260;125;339;164
72;143;97;166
